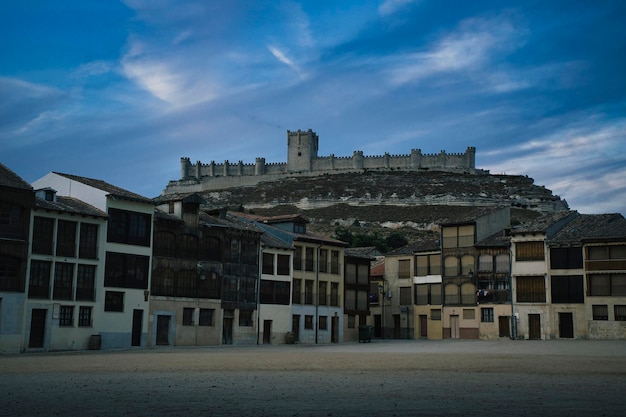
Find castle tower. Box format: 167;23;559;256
287;129;318;172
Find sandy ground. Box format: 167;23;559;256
1;339;625;417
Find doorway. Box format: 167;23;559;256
156;315;170;345
450;315;460;339
528;314;541;340
419;315;428;338
393;314;401;339
29;309;47;348
331;315;339;343
223;310;234;345
291;314;300;342
374;314;382;338
132;309;143;347
559;312;574;338
263;320;272;344
498;316;510;338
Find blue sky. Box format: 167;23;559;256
1;0;625;215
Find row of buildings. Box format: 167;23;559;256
1;162;625;353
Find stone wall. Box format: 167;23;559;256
166;130;478;194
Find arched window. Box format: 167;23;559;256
478;254;493;272
444;256;458;277
461;255;475;276
461;282;476;305
444;283;459;304
495;254;510;273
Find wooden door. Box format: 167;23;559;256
498;316;510;338
393;314;401;339
263;320;272;344
29;309;47;348
419;315;428;338
292;314;300;342
450;315;460;339
559;312;574;338
132;309;143;347
331;315;339;343
374;315;382;338
528;314;541;340
156;315;170;345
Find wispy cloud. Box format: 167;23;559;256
378;0;418;17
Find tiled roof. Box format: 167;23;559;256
153;192;206;205
550;213;626;244
345;246;383;259
387;239;440;255
35;196;108;218
53;172;153;204
437;206;508;226
512;210;577;235
0;163;32;190
476;229;511;247
370;260;385;277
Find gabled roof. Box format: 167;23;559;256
438;206;508;226
370;260;385;278
0;163;32;190
550;213;626;245
35;196;108;218
53;172;153;204
476;229;511;248
345;246;383;260
387;239;440;256
511;210;577;237
153;192;206;205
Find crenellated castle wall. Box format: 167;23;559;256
164;130;479;194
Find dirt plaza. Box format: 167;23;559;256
1;339;625;417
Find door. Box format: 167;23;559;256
156;315;170;345
559;312;574;338
528;314;541;340
450;315;460;339
132;309;143;347
331;315;339;343
223;310;234;345
393;315;401;339
499;316;510;338
374;314;382;338
263;320;272;344
419;315;428;338
292;314;300;342
29;309;47;348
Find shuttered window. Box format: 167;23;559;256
516;276;546;302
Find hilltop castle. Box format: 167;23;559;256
163;129;480;194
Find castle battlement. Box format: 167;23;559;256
164;130;479;194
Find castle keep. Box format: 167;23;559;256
163;129;478;194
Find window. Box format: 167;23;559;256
199;308;214;326
463;309;475;320
588;245;626;260
241;241;258;265
304;280;314;304
319;316;327;330
29;260;51;299
78;306;92;327
292;279;301;304
59;306;74;326
304;315;313;329
516;276;546;302
431;309;441;320
305;247;314;271
107;208;151;247
461;255;474;276
442;225;474;248
345;264;356;285
592;305;608;321
398;260;411;279
56;220;77;257
399;287;412;305
516;241;544;261
416;254;441;276
330;250;339;274
481;308;494;322
318;281;328;305
104;252;149;289
415;283;442;305
79;223;98;259
262;253;274;275
461;282;476;305
319;249;328;273
347;315;355;328
293;246;302;271
331;282;339;306
277;254;290;275
0;201;26;239
0;256;21;292
444;283;460;305
32;217;54;255
183;307;194;326
444;256;458;277
495;254;509;273
550;247;582;269
551;275;584;303
478;255;493;272
201;236;221;261
260;280;290;305
588;274;626;296
76;264;96;301
615;305;626;321
239;310;253;327
180;234;199;260
53;263;74;300
104;291;124;312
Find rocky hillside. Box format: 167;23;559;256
197;170;567;243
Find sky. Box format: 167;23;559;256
1;0;625;215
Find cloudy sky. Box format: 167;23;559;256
1;1;624;215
